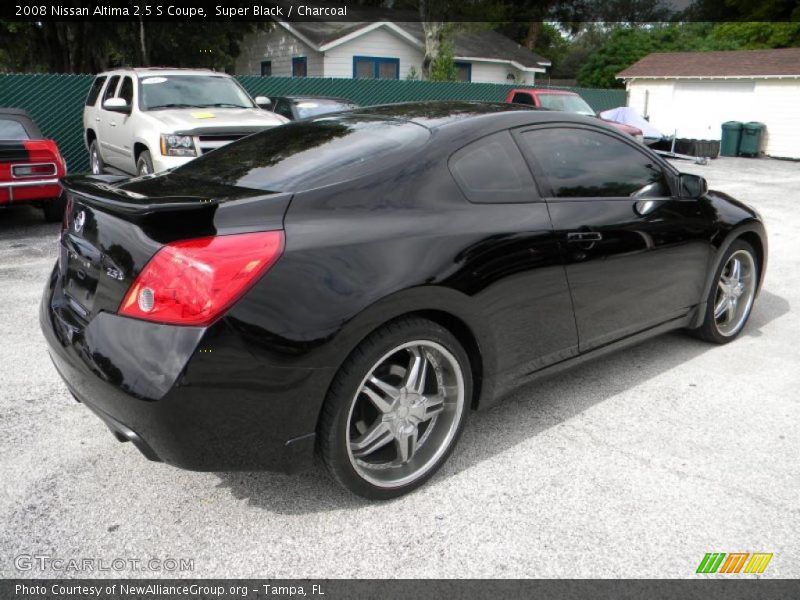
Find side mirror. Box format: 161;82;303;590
103;97;131;114
679;173;708;199
254;96;271;109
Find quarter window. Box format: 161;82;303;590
518;127;670;198
449;131;537;204
511;92;535;105
102;75;120;106
86;76;107;106
117;77;134;105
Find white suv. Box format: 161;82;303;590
83;68;287;176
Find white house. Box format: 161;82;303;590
235;21;551;85
617;48;800;159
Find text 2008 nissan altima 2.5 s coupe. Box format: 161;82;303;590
41;102;767;499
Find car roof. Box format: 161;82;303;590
283;96;356;102
335;101;623;142
0;107;44;139
510;88;577;96
96;68;231;78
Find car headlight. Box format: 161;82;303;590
160;134;197;157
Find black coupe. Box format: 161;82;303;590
41;102;767;499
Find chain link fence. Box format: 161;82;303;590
0;73;626;173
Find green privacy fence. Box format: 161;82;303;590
0;73;625;173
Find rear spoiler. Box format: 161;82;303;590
62;175;228;216
61;175;293;233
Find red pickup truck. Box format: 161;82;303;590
505;88;644;142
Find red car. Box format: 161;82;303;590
1;108;67;221
505;88;644;142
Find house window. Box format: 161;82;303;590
455;62;472;82
352;56;400;80
260;61;272;77
292;57;307;78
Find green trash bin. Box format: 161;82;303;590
720;121;743;156
739;122;766;157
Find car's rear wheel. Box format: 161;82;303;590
89;139;104;175
693;240;758;343
136;150;154;176
319;317;471;499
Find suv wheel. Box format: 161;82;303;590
136;151;154;176
89;140;104;175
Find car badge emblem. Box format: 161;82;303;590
74;210;86;234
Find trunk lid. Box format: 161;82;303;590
57;173;291;323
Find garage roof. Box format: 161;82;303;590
617;48;800;79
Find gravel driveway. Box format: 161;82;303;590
1;157;798;578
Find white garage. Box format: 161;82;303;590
617;48;800;159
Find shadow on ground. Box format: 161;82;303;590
214;289;789;514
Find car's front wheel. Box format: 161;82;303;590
136;150;154;176
89;139;104;175
319;317;471;499
693;239;759;343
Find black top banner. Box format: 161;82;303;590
3;0;798;22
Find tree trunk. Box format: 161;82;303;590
138;17;148;65
523;21;542;51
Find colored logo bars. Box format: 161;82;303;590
697;552;773;574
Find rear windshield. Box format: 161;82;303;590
0;119;29;140
172;116;430;192
538;94;595;116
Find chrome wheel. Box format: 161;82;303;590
713;249;756;337
90;145;101;174
137;160;151;176
346;340;465;489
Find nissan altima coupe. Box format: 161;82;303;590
41;103;767;499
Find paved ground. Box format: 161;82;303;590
1;157;798;579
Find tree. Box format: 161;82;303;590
430;38;458;80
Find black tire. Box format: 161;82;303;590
692;239;758;344
42;193;66;223
89;139;104;175
318;317;472;500
136;150;154;176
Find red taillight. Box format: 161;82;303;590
118;231;284;326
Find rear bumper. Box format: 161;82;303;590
0;179;61;204
40;264;330;473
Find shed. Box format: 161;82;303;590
617;48;800;159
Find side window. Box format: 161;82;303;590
86;76;107;106
449;131;538;204
274;99;293;119
512;92;535;105
518;127;670;199
102;75;120;106
117;77;134;106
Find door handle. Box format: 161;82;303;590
567;231;603;243
109;123;117;127
94;117;100;122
